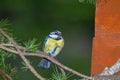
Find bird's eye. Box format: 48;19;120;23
55;32;58;35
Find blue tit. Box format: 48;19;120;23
38;30;64;69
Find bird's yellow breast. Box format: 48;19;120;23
43;38;64;56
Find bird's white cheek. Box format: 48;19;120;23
49;35;58;39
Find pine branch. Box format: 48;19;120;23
0;44;92;80
0;68;12;80
0;28;92;80
1;43;27;51
58;66;66;76
0;29;45;80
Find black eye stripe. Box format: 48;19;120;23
50;31;62;35
55;32;58;34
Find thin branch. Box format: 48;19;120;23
1;36;5;42
0;68;12;80
9;67;16;76
0;44;92;80
0;29;45;80
0;44;18;54
1;43;27;51
58;66;66;76
1;43;65;76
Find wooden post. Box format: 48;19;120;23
91;0;120;75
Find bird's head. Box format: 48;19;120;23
49;30;62;40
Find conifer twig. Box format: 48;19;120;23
0;43;92;80
0;29;45;80
0;68;12;80
0;28;92;80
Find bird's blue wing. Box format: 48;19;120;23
50;46;58;57
42;35;49;50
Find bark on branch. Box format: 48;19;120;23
94;75;120;80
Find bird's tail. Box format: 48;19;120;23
38;58;51;69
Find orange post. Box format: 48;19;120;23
91;0;120;75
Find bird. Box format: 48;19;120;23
38;30;64;69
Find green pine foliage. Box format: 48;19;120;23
23;38;41;52
0;19;17;80
47;65;73;80
0;19;11;28
79;0;97;4
0;19;42;79
21;60;33;72
0;19;76;79
0;49;17;79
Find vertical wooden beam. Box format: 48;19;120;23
91;0;120;75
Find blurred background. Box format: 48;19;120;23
0;0;95;80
